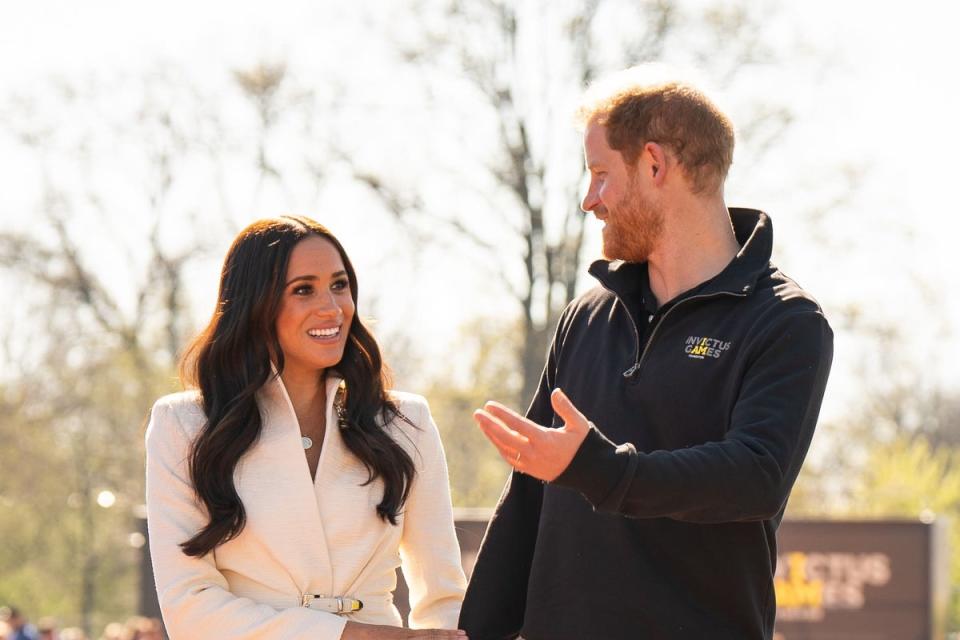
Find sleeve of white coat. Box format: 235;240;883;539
145;397;349;640
399;397;467;629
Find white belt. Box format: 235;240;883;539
301;594;364;614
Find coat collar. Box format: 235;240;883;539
252;366;343;593
257;365;344;437
588;207;773;303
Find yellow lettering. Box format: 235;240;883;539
776;553;825;608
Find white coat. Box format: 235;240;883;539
145;373;466;639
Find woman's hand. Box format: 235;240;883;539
342;621;468;640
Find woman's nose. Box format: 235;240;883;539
313;291;341;317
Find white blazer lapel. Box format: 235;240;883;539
233;372;335;595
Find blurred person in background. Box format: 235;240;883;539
58;629;87;640
142;619;163;640
120;617;163;640
121;618;144;640
0;607;37;640
97;622;124;640
35;618;56;640
136;617;163;640
146;216;467;639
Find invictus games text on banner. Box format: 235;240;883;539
774;551;891;621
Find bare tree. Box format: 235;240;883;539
0;69;225;635
0;57;395;629
344;0;793;402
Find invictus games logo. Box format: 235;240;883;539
684;336;732;359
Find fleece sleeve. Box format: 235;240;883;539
553;309;834;523
399;397;468;629
145;399;349;640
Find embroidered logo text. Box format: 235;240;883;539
684;336;732;360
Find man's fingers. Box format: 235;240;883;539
474;410;528;455
550;388;589;433
483;401;543;439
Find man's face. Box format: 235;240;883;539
581;122;663;262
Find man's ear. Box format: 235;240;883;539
644;141;668;185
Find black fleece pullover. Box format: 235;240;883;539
459;209;834;640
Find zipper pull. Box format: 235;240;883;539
622;362;641;378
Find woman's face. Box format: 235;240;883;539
275;235;355;381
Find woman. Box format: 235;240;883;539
146;216;467;639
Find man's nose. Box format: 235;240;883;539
581;188;599;213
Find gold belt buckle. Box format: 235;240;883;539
301;593;363;613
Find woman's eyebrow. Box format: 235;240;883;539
285;270;347;286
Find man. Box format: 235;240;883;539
458;67;834;639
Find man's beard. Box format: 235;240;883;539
601;175;664;263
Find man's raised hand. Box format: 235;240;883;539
473;388;591;482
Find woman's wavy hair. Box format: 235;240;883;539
178;215;415;557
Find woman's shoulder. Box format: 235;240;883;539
388;390;430;417
385;390;440;450
148;390;206;438
153;389;203;414
385;391;449;475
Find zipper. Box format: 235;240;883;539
604;287;750;381
594;280;644;376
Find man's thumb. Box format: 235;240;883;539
550;388;587;431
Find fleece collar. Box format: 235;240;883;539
588;208;773;302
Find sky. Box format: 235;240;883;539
1;0;959;431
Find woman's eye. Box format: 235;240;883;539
332;279;349;291
293;284;313;296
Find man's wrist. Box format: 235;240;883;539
552;425;632;507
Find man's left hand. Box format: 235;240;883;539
473;388;591;482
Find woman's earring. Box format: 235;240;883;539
334;380;349;429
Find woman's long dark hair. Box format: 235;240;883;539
178;215;416;557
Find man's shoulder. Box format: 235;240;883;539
551;287;619;338
756;264;825;314
748;265;831;338
568;285;618;313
